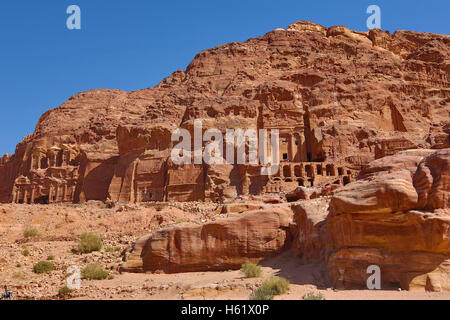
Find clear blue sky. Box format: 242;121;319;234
0;0;448;155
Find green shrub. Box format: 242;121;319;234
262;276;290;295
23;228;39;238
33;261;55;274
81;263;108;280
303;292;325;300
22;249;30;256
241;263;262;278
58;286;74;297
47;255;55;260
77;232;102;254
250;285;275;300
249;276;290;300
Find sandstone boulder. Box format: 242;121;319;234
290;198;330;263
329;170;418;216
326;149;450;291
121;207;293;273
414;149;450;210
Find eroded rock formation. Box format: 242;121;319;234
326;149;450;290
122;149;450;292
0;21;448;204
121;207;293;273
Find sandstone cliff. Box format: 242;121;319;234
122;149;450;291
0;21;448;205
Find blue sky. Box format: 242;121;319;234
0;0;448;155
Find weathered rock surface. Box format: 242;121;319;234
326;149;450;291
290;198;330;264
0;21;448;204
414;149;450;210
121;207;293;273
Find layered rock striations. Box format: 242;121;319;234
326;149;450;290
0;21;448;205
122;149;450;291
121;207;293;273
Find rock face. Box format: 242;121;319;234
326;149;450;291
121;207;293;273
120;150;450;292
290;198;330;264
0;21;448;204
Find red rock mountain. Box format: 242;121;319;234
0;21;449;205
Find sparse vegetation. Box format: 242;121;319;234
22;249;30;256
262;276;290;295
250;285;275;300
81;263;109;280
23;228;39;238
303;292;325;300
105;246;121;253
241;263;262;278
33;261;55;274
16;263;21;268
176;218;189;224
58;286;74;297
77;232;102;254
249;276;290;300
47;255;55;260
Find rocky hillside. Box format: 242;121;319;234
0;21;448;205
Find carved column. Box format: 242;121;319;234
49;185;53;203
12;187;17;203
30;186;35;204
55;185;59;202
71;186;76;201
23;188;29;204
289;134;295;162
63;184;67;202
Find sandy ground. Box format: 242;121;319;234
0;203;449;300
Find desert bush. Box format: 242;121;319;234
250;285;275;300
23;228;39;238
58;286;74;297
33;261;55;274
22;249;30;256
77;232;102;254
241;263;262;278
303;292;325;300
81;263;108;280
105;246;121;253
262;276;290;295
47;255;55;260
249;276;290;300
